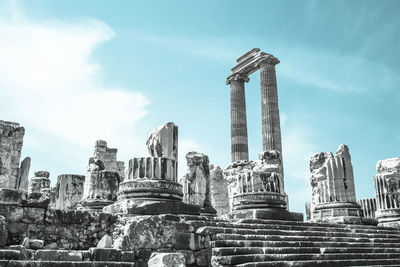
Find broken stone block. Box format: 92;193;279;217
374;157;400;227
89;140;125;181
0;120;31;204
0;215;6;247
148;252;185;267
54;174;85;210
27;171;51;208
17;157;30;192
97;234;112;248
29;239;44;249
146;122;178;161
309;144;365;223
210;164;229;217
180;152;216;215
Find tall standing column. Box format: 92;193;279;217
227;74;249;162
259;58;282;154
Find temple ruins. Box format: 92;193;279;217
0;49;400;266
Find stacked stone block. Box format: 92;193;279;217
27;171;51;208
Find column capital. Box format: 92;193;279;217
226;73;249;85
257;55;280;68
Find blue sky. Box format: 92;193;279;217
0;0;399;214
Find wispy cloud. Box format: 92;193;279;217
0;3;150;178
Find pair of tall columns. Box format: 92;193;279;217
228;58;282;162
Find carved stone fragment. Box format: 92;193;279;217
146;122;178;161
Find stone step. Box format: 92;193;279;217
0;250;25;260
212;247;400;256
233;259;400;267
212;253;400;266
0;260;135;267
189;220;400;235
211;240;400;248
211;233;400;243
237;219;397;231
198;226;400;239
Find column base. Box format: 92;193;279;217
103;198;201;216
228;208;303;221
312;202;376;225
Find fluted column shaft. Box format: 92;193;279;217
260;61;282;154
228;74;249;162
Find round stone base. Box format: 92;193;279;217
233;192;287;210
118;179;183;201
376;208;400;228
311;202;375;225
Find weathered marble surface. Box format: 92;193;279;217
180;152;216;215
309;144;366;223
209;164;229;217
0;120;30;196
146;122;178;161
148;252;185;267
357;198;377;219
27;171;51;208
374;157;400;227
54;174;85;210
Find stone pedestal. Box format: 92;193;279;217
104;122;200;216
309;144;373;224
180;152;216;216
224;151;302;221
374;157;400;227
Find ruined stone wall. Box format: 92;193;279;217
0;120;30;191
92;140;125;181
2;207;116;249
112;215;212;266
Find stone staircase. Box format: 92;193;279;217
195;218;400;267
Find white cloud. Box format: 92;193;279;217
0;3;150;178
